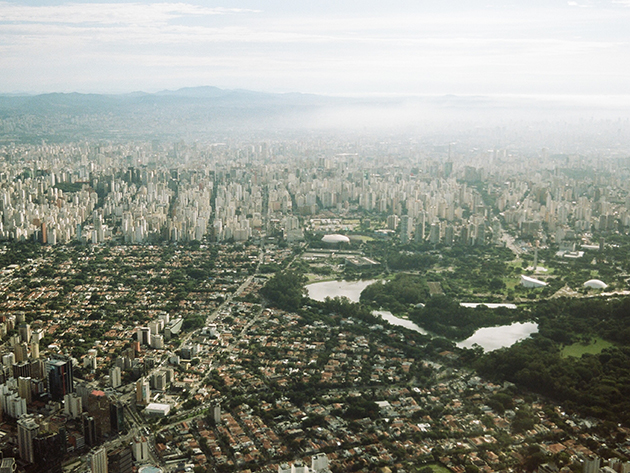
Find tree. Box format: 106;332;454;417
260;270;306;311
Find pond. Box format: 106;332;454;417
456;322;539;352
307;279;426;334
372;310;427;334
307;280;538;349
306;279;376;303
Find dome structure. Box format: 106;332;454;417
520;275;547;288
321;234;350;244
584;279;607;289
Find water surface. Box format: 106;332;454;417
306;279;377;303
373;310;427;334
456;322;538;352
307;280;536;348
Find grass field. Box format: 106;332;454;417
349;235;374;242
561;338;613;358
407;463;452;473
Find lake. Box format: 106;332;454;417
306;279;376;303
306;279;538;349
373;310;428;334
307;279;427;334
456;322;539;352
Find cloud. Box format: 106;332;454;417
0;2;258;26
0;1;629;94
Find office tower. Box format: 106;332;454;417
386;214;399;230
2;353;14;368
89;447;108;473
109;401;125;434
108;445;133;473
17;415;40;464
17;377;31;403
151;371;167;391
18;323;31;343
400;215;413;244
150;334;164;349
82;413;97;447
137;327;151;346
64;392;83;419
86;390;112;442
414;221;425;243
429;223;440;244
14;342;28;363
109;367;121;389
583;457;601;473
48;358;74;401
311;453;329;472
445;225;454;246
135;378;150;406
132;436;149;462
12;362;30;379
30;340;39;359
0;458;16;473
33;430;65;473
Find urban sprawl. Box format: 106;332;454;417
0;138;628;473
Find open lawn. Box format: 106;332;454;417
408;464;452;473
349;235;375;242
305;275;337;283
561;338;613;358
428;464;453;473
504;277;521;290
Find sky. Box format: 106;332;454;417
1;0;630;97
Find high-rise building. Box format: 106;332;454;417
30;340;39;359
2;353;14;368
109;367;121;389
17;377;31;403
18;323;31;343
151;371;167;391
17;415;40;464
109;401;125;435
137;327;151;346
64;392;83;419
414;214;426;243
89;447;108;473
30;358;45;379
386;214;399;230
33;430;66;473
429;223;440;244
83;413;97;447
107;445;133;473
311;453;329;472
48;358;74;401
12;361;30;379
135;378;150;406
0;458;16;473
583;456;601;473
150;334;164;349
14;342;28;363
86;390;111;442
400;215;413;244
132;436;149;462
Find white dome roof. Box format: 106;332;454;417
322;234;350;244
584;279;607;289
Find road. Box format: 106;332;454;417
499;223;523;256
103;248;267;472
